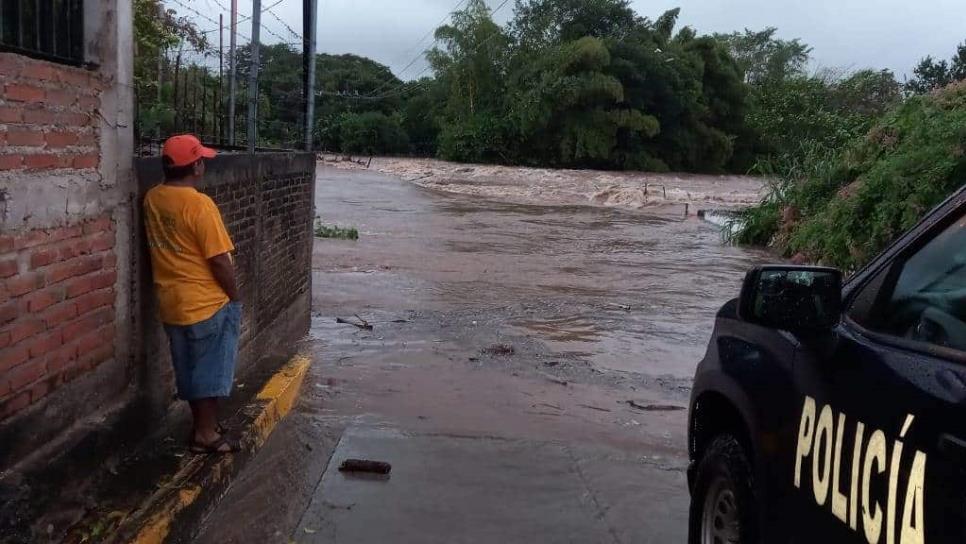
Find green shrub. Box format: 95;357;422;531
733;81;966;271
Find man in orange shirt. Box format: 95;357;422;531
144;134;241;454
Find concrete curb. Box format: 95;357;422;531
107;355;311;544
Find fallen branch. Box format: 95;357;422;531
336;316;373;330
625;400;685;412
578;403;612;413
339;459;392;475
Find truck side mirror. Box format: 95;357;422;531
738;265;843;332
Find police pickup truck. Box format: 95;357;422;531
687;185;966;544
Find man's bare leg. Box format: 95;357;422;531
190;398;223;446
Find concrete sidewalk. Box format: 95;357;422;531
294;426;687;544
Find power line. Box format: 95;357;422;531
267;8;303;41
363;0;469;98
361;0;513;99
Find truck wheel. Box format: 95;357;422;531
688;434;758;544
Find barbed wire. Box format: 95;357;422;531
267;8;303;41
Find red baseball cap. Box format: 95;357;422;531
161;134;217;167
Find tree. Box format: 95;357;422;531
507;36;658;166
714;28;810;85
905;42;966;94
133;0;210;139
428;0;512;161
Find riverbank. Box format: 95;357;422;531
325;156;765;214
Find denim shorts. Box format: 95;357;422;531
164;301;242;400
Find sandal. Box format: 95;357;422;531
190;435;240;454
186;423;229;445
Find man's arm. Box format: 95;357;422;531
208;253;240;301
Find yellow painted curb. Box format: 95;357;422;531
118;355;311;544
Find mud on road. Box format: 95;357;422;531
196;164;771;543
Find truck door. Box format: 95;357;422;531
791;208;966;543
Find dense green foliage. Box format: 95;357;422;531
733;81;966;270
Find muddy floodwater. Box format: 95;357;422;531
197;163;772;543
314;163;769;380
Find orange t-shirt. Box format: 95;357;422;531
143;184;235;325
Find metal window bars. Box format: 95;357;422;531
0;0;85;65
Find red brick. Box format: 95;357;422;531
0;332;9;349
42;301;77;328
61;307;112;343
25;286;65;312
7;357;45;390
77;343;112;372
27;329;61;358
45;254;101;284
24;154;62;170
29;247;57;269
45;130;79;148
89;232;115;252
72;154;99;169
75;324;111;356
58;69;90;87
13;229;50;250
58;112;92;126
45;89;76;107
64;269;115;299
4;272;43;297
77;95;99;109
0;259;17;279
22;107;56;124
75;132;98;146
57;238;93;260
73;288;113;316
83;216;113;235
46;343;77;375
0;53;24;77
0;236;12;253
4;84;44;103
0;106;22;123
0;155;23;170
103;253;117;268
0;302;16;325
1;391;31;420
8;319;45;346
20;62;57;81
46;224;83;244
7;128;45;147
0;343;29;372
29;378;51;403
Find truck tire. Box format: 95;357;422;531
688;434;758;544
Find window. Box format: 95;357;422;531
0;0;84;65
849;210;966;352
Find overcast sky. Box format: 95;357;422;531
209;0;966;81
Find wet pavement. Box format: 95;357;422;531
195;165;770;543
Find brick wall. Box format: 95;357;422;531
0;53;101;179
0;51;121;430
0;13;134;470
133;153;315;418
0;216;117;419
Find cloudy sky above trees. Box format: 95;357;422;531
239;0;965;80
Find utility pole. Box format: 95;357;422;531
228;0;238;145
247;0;261;153
173;45;182;131
302;0;318;151
156;47;164;139
218;13;224;143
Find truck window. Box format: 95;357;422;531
849;213;966;352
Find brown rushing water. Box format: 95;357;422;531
195;164;774;543
313;165;771;381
